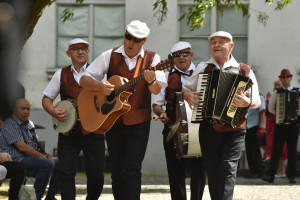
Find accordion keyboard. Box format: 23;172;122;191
191;73;209;122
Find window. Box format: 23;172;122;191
56;1;125;68
179;2;248;65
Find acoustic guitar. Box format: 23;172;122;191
78;58;173;134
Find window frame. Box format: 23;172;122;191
55;0;125;67
178;0;249;64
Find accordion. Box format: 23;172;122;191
275;88;300;124
191;69;253;128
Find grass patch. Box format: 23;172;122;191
0;183;9;198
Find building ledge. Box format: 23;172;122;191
46;68;60;80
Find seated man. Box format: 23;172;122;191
0;98;60;200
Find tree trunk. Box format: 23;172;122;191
25;0;55;42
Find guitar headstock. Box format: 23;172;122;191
152;56;174;71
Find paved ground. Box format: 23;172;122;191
23;175;300;200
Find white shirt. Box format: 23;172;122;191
81;46;167;88
268;85;293;115
153;62;196;106
43;63;88;100
183;56;261;108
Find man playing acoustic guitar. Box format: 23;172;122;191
80;20;167;200
42;38;105;199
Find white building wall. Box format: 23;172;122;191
20;4;57;108
18;0;300;175
248;0;300;95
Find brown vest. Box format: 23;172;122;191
165;71;182;123
107;47;155;125
60;65;88;135
60;65;82;100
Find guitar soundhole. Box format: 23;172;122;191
102;100;117;115
94;96;100;112
106;93;115;102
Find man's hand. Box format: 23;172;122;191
0;152;12;163
159;112;171;125
233;91;251;108
183;91;200;109
144;69;156;84
46;153;55;165
100;81;115;96
52;106;67;122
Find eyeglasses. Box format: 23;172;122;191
124;33;145;43
279;76;292;79
172;52;191;58
69;47;88;53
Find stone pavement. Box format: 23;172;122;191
26;176;300;200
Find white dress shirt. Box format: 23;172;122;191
153;62;196;106
43;63;89;100
183;56;261;108
81;46;167;88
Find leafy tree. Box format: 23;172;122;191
153;0;292;30
25;0;85;43
23;0;293;43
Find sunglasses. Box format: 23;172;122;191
172;52;191;58
279;76;292;79
125;33;145;43
69;47;88;52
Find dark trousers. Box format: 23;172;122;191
267;123;299;178
199;122;245;200
245;126;262;175
22;156;60;199
58;133;105;200
2;161;25;200
163;126;206;200
105;121;150;200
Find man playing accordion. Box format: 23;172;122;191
263;69;299;184
182;31;261;200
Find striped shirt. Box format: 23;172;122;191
0;115;38;162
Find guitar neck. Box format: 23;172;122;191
109;58;172;98
114;74;145;96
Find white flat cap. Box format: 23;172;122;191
68;38;89;48
126;20;150;39
171;41;192;53
208;31;233;42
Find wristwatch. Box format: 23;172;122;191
150;80;157;86
148;77;157;86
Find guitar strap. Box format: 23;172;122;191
133;55;144;78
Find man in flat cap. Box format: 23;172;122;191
263;69;299;184
80;20;167;200
42;38;105;199
153;41;206;200
182;31;261;200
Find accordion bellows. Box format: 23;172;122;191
192;69;253;128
